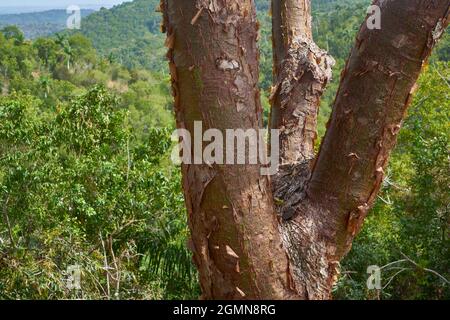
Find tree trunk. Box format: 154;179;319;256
270;0;334;164
161;0;297;299
162;0;449;300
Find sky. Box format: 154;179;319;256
0;0;129;8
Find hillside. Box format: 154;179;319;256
75;0;165;71
0;26;173;136
0;9;94;39
73;0;368;72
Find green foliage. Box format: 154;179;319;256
0;87;198;299
73;0;166;72
0;28;173;135
1;25;25;45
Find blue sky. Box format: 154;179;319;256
0;0;129;7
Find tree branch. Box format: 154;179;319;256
270;0;334;165
277;0;449;299
272;0;313;74
307;0;449;258
400;252;450;285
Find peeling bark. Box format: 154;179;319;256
162;0;449;300
269;0;336;300
272;0;313;73
270;0;334;164
161;0;297;300
308;0;450;260
275;0;450;298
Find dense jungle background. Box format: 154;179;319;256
0;0;448;299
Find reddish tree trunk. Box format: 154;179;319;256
161;0;449;300
161;0;296;299
270;0;334;164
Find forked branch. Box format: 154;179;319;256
277;0;449;299
161;0;449;300
308;0;450;258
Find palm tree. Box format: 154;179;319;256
39;76;51;99
55;34;73;71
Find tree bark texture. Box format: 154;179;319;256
270;0;334;164
161;0;298;299
162;0;449;300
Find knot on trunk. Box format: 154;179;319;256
273;161;311;221
270;38;335;165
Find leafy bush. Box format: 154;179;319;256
0;87;199;299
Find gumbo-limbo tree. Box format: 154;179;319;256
160;0;449;299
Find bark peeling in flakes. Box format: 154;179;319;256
270;39;335;165
161;0;298;300
270;0;334;164
161;0;449;300
274;0;449;300
308;0;450;260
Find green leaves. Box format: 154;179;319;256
0;87;197;299
54;85;124;155
1;26;25;45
